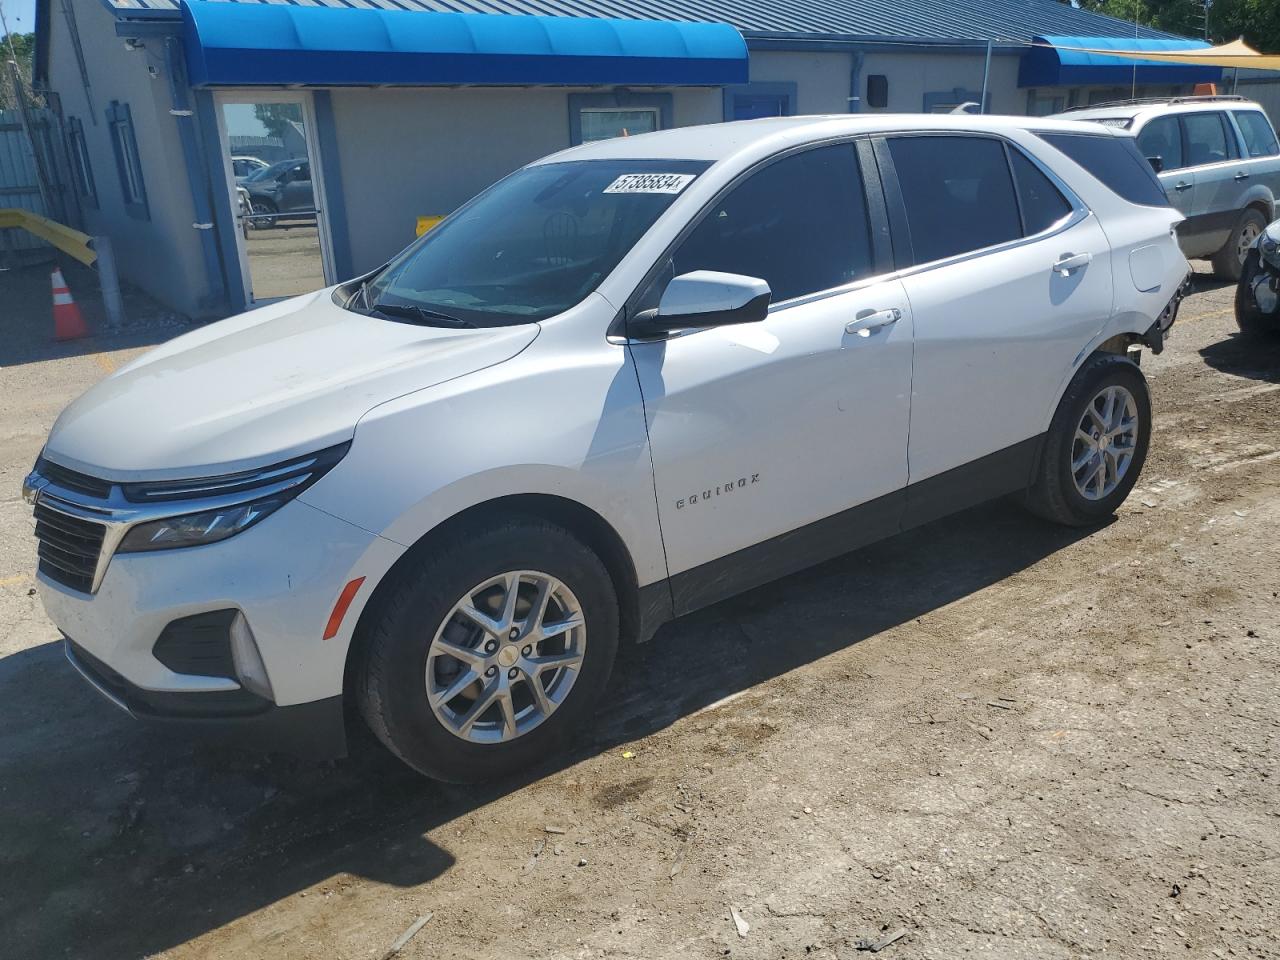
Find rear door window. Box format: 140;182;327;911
1008;148;1073;235
671;143;875;302
1181;112;1235;166
886;135;1022;265
1234;110;1280;158
1037;133;1168;207
1136;116;1183;170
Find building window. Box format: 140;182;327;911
922;88;990;114
105;100;148;220
581;107;659;142
568;92;673;146
722;82;797;121
67;116;97;208
1026;91;1065;116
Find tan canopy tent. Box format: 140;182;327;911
1060;39;1280;71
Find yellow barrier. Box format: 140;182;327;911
415;215;445;237
0;208;97;266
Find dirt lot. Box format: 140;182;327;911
0;264;1277;960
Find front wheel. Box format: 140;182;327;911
356;518;619;782
1023;353;1152;527
1235;250;1280;337
248;199;277;229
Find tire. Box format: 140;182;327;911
1211;208;1267;282
1024;353;1152;527
249;199;277;230
356;517;619;782
1234;249;1280;337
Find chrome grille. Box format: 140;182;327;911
34;501;105;593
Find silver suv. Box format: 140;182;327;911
1057;96;1280;279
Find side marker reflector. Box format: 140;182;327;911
324;576;366;640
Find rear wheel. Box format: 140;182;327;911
1024;354;1151;527
356;518;619;782
1212;208;1267;281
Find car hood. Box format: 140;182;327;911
43;289;539;482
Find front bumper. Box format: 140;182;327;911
65;637;347;758
35;496;405;755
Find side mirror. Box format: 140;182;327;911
1146;155;1164;174
631;271;771;337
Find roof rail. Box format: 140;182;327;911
1064;94;1249;112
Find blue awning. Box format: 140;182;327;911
1019;35;1222;87
179;0;748;88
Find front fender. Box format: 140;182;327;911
299;299;669;591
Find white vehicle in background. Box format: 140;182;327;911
1057;95;1280;279
25;115;1188;782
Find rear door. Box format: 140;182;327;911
1228;108;1280;205
630;141;914;614
878;133;1113;526
1136;115;1197;217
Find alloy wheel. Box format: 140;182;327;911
1071;384;1139;501
425;571;586;744
1238;220;1262;264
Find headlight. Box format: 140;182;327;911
115;442;349;553
118;492;293;552
1260;224;1280;267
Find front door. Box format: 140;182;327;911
215;93;333;305
629;142;914;614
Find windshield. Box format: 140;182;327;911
357;158;708;327
245;158;299;183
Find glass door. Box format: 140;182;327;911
215;93;333;304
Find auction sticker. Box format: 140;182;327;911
603;173;696;195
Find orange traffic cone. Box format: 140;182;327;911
52;267;89;341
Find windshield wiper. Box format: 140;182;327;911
370;301;476;328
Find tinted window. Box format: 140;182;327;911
672;144;873;302
1136;116;1183;170
1235;111;1280;158
1038;133;1168;207
887;136;1021;264
1182;112;1234;165
365;159;708;326
1009;148;1072;235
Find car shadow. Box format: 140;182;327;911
1199;328;1280;382
0;500;1097;959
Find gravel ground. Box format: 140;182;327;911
0;267;1276;960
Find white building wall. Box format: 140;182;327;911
45;0;210;316
329;85;722;275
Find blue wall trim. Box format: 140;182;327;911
180;2;748;87
164;37;226;314
1020;35;1221;88
311;91;353;282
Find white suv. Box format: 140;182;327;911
25;115;1188;781
1057;96;1280;279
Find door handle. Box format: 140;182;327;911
845;307;901;337
1053;252;1092;276
1174;181;1193;191
1234;171;1251;181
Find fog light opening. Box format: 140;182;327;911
229;613;274;701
